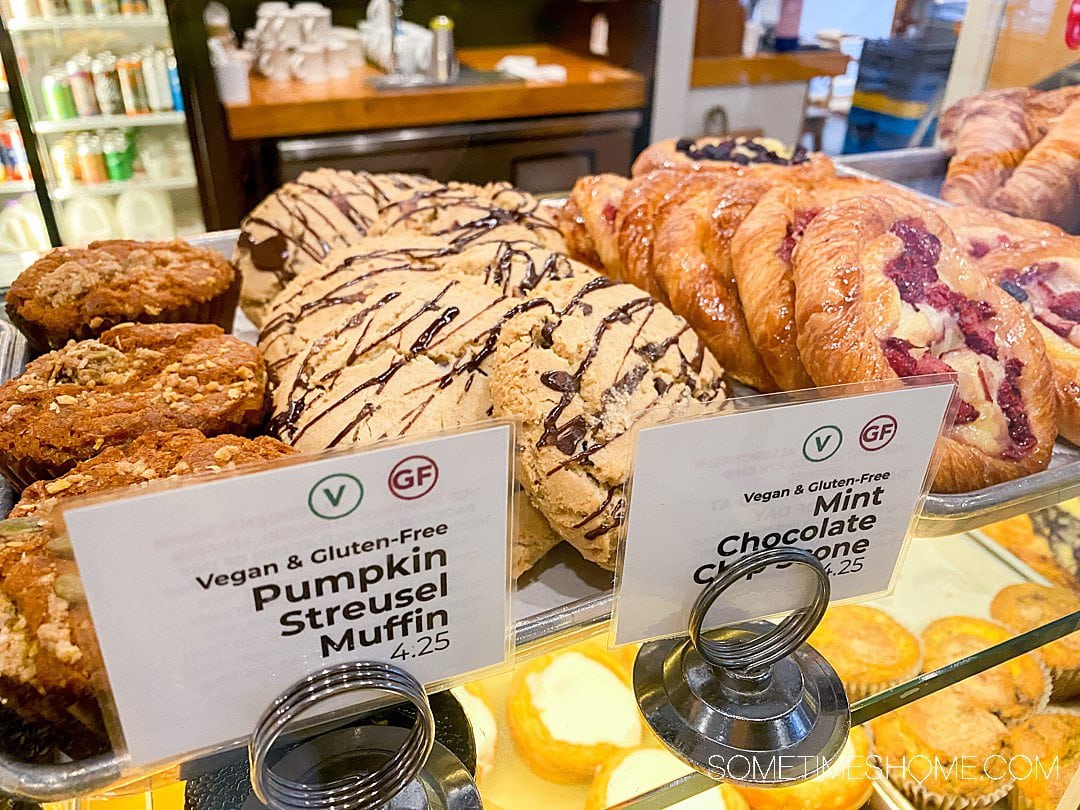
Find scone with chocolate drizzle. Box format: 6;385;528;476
491;277;726;569
235;169;439;325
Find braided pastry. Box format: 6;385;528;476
555;174;629;278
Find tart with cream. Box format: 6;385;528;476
585;746;749;810
506;647;643;783
793;196;1056;493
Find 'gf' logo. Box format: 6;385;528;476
389;455;439;500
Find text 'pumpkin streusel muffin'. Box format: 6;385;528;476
0;323;268;488
0;430;294;755
6;240;240;353
490;276;726;570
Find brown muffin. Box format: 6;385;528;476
870;690;1014;808
922;616;1051;725
6;240;240;353
1008;710;1080;810
0;430;294;753
0;323;268;489
991;583;1080;699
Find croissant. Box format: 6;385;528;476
793;196;1056;492
979;238;1080;444
1026;86;1080;137
991;101;1080;230
940;89;1037;206
554;174;629;278
937;205;1066;264
632;136;835;183
649;173;780;391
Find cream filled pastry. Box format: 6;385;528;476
451;684;497;781
507;648;642;783
585;747;749;810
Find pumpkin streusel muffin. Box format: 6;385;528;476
0;430;294;753
921;616;1051;725
1008;710;1080;810
6;240;240;353
808;605;922;699
871;689;1014;809
991;583;1080;699
0;323;268;488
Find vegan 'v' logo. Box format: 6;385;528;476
802;425;843;463
308;474;364;519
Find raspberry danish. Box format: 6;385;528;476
794;197;1056;492
980;238;1080;444
555;173;628;279
937;205;1065;267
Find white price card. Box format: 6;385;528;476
64;424;514;767
614;381;955;646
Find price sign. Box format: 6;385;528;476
614;381;954;646
65;424;514;767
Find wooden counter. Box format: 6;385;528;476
225;44;646;140
691;50;850;88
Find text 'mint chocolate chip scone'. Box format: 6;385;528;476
490;276;726;569
792;196;1057;493
0;323;268;489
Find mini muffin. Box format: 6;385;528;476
736;727;875;810
507;646;642;783
585;746;749;810
807;605;922;698
871;689;1014;809
0;430;293;753
1008;710;1080;810
0;323;268;488
6;240;240;353
921;616;1051;725
991;584;1080;699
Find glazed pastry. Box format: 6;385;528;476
992;101;1080;230
979;239;1080;444
6;240;239;353
736;727;875;810
650;173;780;391
921;616;1051;724
631;136;835;184
870;689;1014;809
1026;86;1080;136
506;647;642;783
490;276;726;568
939;88;1036;206
555;173;629;278
937;205;1065;265
793;197;1057;493
806;605;921;698
0;323;268;488
1008;710;1080;810
585;746;749;810
235;169;438;325
991;583;1080;699
371;181;566;251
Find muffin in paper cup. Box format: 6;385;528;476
6;240;240;354
1007;707;1080;810
871;690;1016;810
807;605;923;701
991;583;1080;701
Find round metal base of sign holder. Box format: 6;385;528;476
633;548;849;787
247;661;480;810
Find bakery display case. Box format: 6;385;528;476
2;1;1080;809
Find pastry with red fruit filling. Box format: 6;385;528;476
731;177;931;391
981;238;1080;444
554;174;629;279
937;205;1065;266
793;196;1056;492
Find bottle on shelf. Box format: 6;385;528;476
66;53;101;118
42;67;78;121
50;135;78;186
63;194;117;243
0;122;31;182
102;128;134;180
74;131;108;184
119;0;149;16
91;51;125;116
116;187;174;238
117;52;151;115
0;198;49;253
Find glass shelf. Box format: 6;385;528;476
50;174;195;199
0;180;36;195
33;111;185;134
6;13;167;32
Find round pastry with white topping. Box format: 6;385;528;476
0;323;267;488
490;276;726;569
793;196;1056;493
585;746;749;810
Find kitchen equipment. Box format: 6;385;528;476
290;42;328;84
